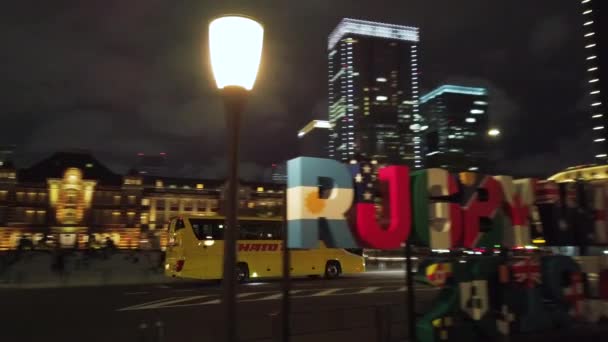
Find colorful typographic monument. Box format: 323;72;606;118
287;157;608;341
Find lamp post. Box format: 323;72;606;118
209;15;264;342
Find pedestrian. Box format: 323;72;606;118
37;234;48;250
105;236;116;250
52;247;65;277
17;235;33;251
103;236;116;259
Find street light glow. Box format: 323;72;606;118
488;128;501;137
209;16;264;90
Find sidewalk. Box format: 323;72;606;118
513;323;608;341
399;323;608;341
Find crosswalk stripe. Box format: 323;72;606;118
255;293;282;300
238;292;259;298
311;288;343;296
118;295;209;311
117;286;439;311
358;287;380;294
119;296;179;311
250;289;304;301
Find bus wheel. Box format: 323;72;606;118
236;263;249;283
324;261;341;279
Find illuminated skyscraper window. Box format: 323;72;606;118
581;0;608;162
421;85;489;172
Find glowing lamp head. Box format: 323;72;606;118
209;16;264;90
488;128;501;137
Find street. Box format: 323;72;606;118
0;270;439;342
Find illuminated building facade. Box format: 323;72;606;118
327;18;422;167
0;152;284;250
270;162;287;184
421;85;489;172
548;164;608;183
581;0;608;162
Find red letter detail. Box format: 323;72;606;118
462;177;503;248
355;166;411;249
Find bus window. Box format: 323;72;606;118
266;222;282;240
239;220;282;240
189;219;223;240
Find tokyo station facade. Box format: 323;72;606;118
0;151;284;250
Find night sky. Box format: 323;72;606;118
0;0;592;180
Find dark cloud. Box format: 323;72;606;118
177;158;268;181
529;15;572;57
0;0;591;178
497;133;592;177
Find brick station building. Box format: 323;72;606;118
0;151;284;250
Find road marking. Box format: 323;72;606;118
255;293;282;300
118;295;210;311
117;286;440;311
174;289;196;293
118;296;179;311
311;288;342;297
237;292;259;298
124;291;149;295
154;292;265;306
364;270;406;274
358;287;380;294
254;289;304;301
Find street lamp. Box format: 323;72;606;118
209;15;264;342
487;128;502;174
488;128;501;137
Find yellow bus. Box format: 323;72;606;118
164;216;365;281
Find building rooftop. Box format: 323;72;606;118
420;85;487;104
298;120;332;138
16;151;285;190
328;18;419;50
548;164;608;183
18;151;123;186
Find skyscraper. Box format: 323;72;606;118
421;85;489;172
581;0;608;162
298;120;332;158
327;18;422;167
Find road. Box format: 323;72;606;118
0;270;439;342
